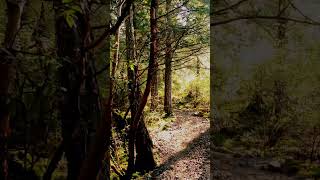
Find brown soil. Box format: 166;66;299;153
149;110;210;179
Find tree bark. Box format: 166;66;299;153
0;1;26;179
55;1;101;179
164;0;173;116
78;1;112;179
125;4;137;174
134;118;156;172
42;142;64;180
126;0;158;177
79;0;137;179
150;68;158;111
78;103;111;180
150;0;159;111
55;12;85;180
96;1;123;179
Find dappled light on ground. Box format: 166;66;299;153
149;110;210;179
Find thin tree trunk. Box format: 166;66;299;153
194;56;200;108
55;1;100;179
150;0;159;111
126;4;155;172
126;4;137;174
55;13;85;180
43;127;82;180
164;0;173;116
112;0;124;76
134;118;156;172
196;56;200;77
150;69;158;110
78;1;112;179
42;142;64;180
126;0;158;177
0;1;26;179
97;1;123;179
79;0;135;178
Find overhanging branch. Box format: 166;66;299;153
211;15;320;26
84;0;134;50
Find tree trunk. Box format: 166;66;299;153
150;68;158;111
134;118;156;172
42;142;64;180
78;1;112;179
97;1;123;179
79;0;136;178
194;56;200;108
150;0;159;111
164;0;173;116
0;1;26;179
55;12;85;180
126;0;158;177
112;0;123;76
126;4;137;174
196;56;201;76
55;1;101;179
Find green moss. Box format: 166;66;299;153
223;139;234;149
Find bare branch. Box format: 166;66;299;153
211;15;320;26
85;0;134;50
212;0;249;15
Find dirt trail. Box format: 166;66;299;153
150;110;210;179
148;110;301;180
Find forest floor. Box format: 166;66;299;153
211;150;300;180
147;110;303;180
149;110;210;179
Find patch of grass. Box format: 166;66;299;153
223;139;235;149
145;111;176;131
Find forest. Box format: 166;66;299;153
212;0;320;179
0;0;209;179
2;0;320;179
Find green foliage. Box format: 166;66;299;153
57;1;82;28
215;48;320;168
0;0;209;178
168;56;209;110
145;111;175;131
172;75;209;109
62;0;73;3
64;13;76;28
184;76;209;107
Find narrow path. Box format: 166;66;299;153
148;110;301;180
150;110;210;179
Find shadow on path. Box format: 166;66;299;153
151;128;210;178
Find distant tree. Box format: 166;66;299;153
164;0;173;116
